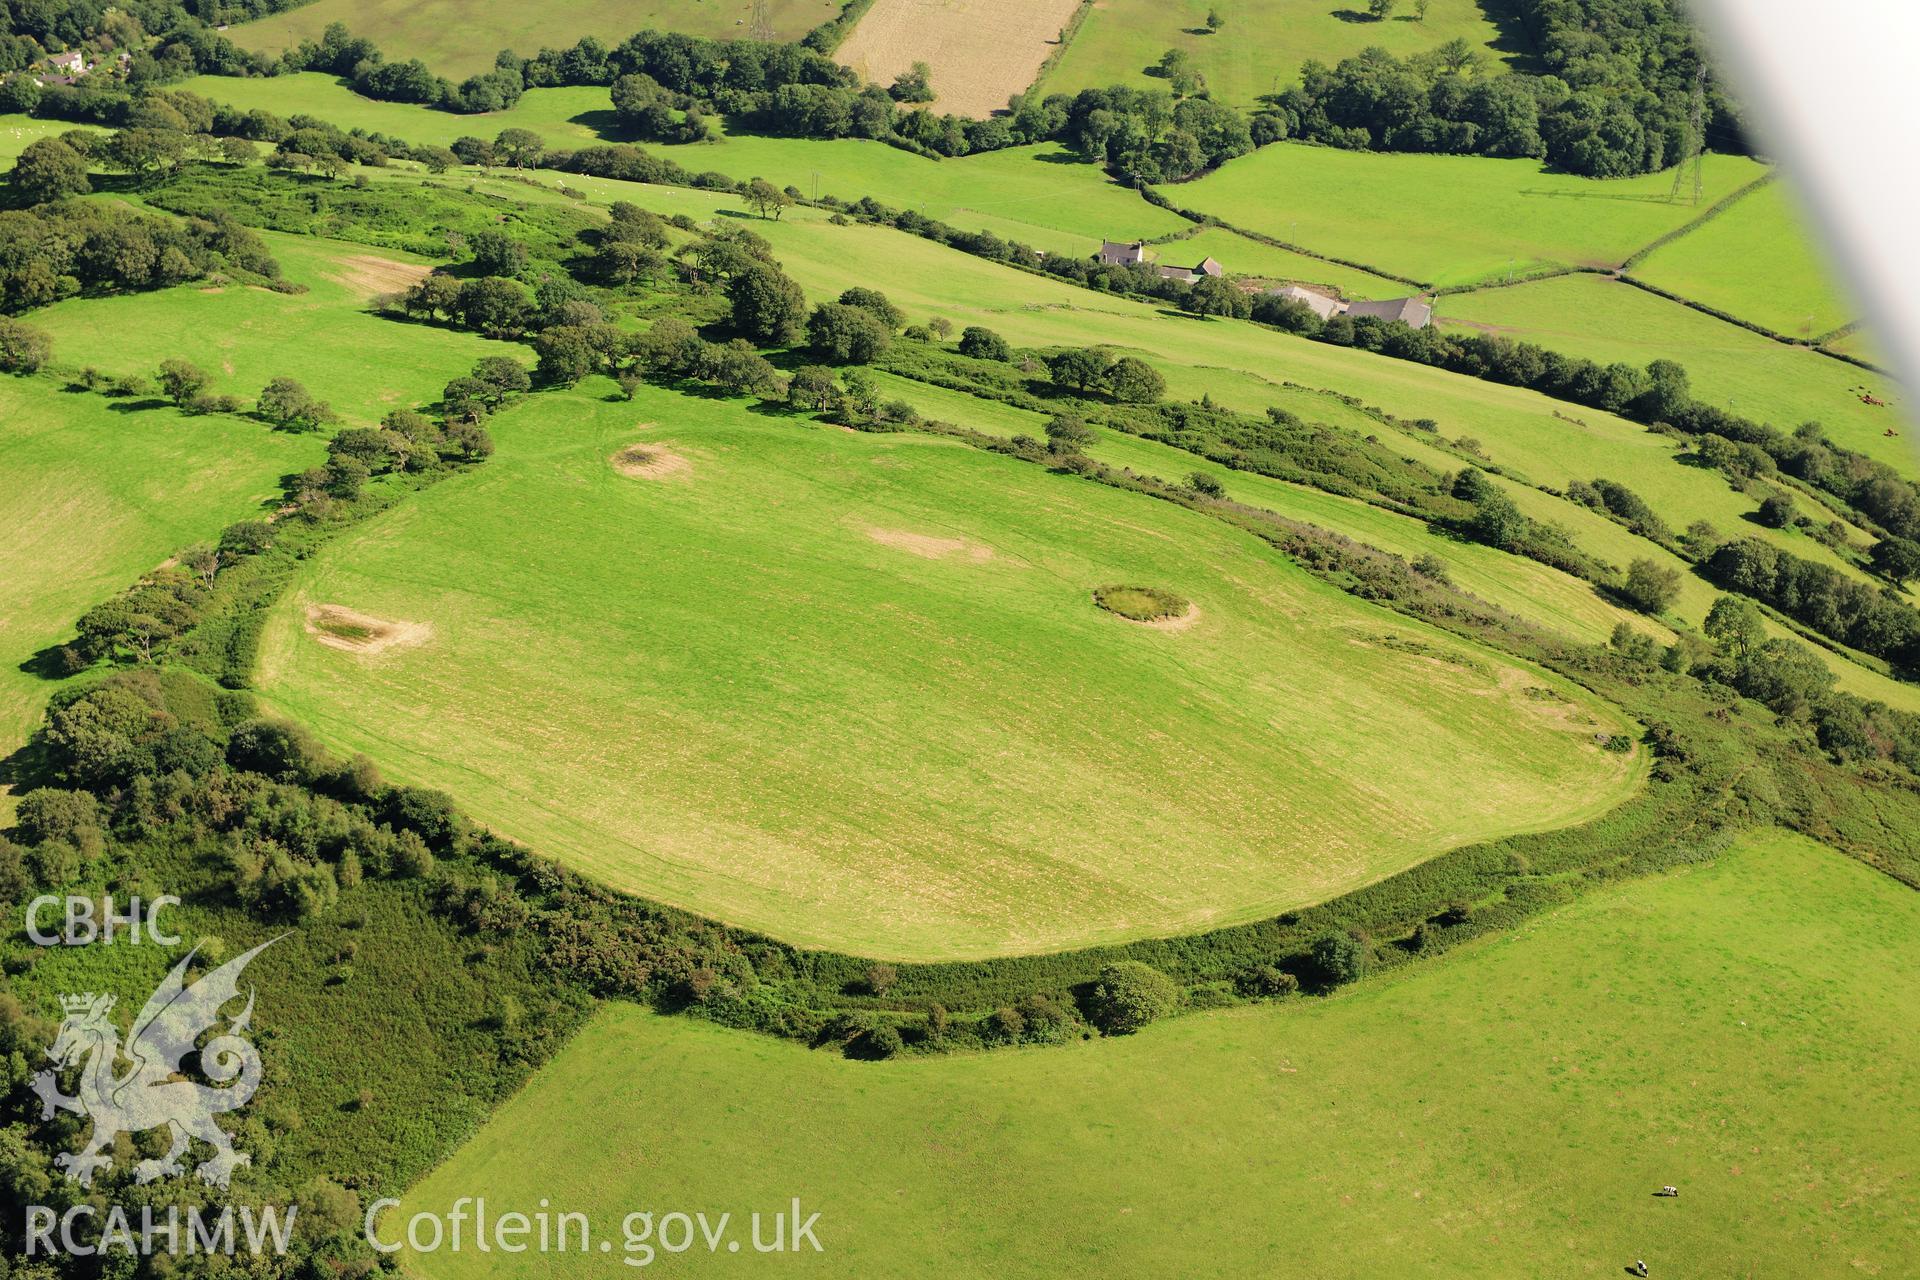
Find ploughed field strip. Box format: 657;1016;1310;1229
835;0;1085;118
6;5;1920;1279
254;383;1638;961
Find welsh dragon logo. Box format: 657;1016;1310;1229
32;938;280;1188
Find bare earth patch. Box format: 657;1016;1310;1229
864;525;995;562
325;254;433;299
835;0;1085;117
611;443;692;481
303;604;432;656
1135;602;1199;632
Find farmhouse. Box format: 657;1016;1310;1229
1155;256;1224;284
1271;284;1344;321
1347;296;1435;328
1099;240;1226;283
1269;283;1433;329
43;50;88;76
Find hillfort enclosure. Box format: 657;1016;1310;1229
1;0;1916;1276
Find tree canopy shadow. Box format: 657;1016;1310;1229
565;108;631;142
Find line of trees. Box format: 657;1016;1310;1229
4;0;1748;183
0;193;278;312
1706;538;1920;671
1247;302;1920;572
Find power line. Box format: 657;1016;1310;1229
1668;64;1706;205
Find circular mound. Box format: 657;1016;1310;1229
1093;584;1192;624
303;603;432;656
611;443;690;481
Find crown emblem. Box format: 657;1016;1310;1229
59;992;113;1017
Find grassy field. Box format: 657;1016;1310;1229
1822;327;1884;365
707;210;1920;708
1632;180;1860;339
171;76;1196;257
1144;224;1408;297
255;380;1636;960
1169;144;1770;286
726;212;1882;586
0;377;323;763
28;230;515;424
405;829;1920;1278
462;170;1904;678
225;0;842;80
0;113;107;161
868;369;1657;646
177;75;616;150
659;135;1191;257
1436;271;1915;480
1045;0;1514;107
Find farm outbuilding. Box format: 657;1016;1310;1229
1347;296;1434;328
1268;284;1433;329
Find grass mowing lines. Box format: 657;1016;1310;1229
27;230;517;425
1633;180;1860;339
0;377;325;764
223;0;843;80
866;368;1652;646
1167;144;1769;287
735;214;1881;595
254;380;1638;960
406;829;1920;1279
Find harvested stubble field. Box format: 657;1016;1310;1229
836;0;1086;117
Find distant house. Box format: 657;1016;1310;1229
1099;240;1147;267
1153;255;1225;284
45;50;88;75
1270;284;1343;321
1346;296;1434;328
1267;283;1432;329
